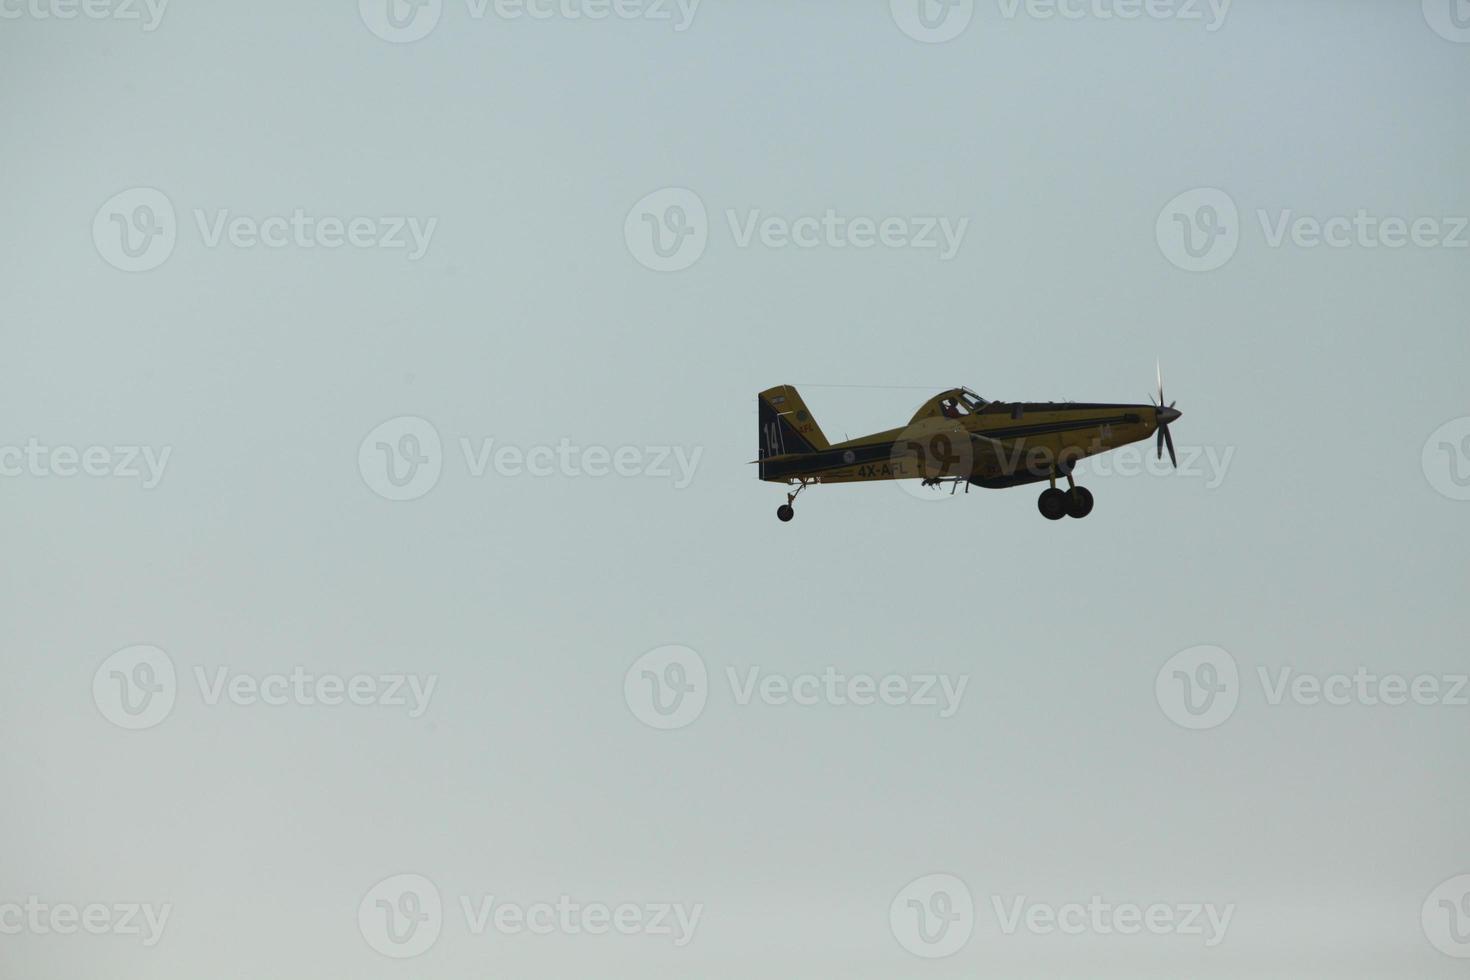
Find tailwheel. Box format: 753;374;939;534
1037;487;1068;521
1065;486;1094;519
777;480;811;523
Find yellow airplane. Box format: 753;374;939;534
756;370;1182;522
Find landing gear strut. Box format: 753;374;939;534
777;480;812;522
1037;468;1094;521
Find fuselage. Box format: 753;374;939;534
760;398;1173;488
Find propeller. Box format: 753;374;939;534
1148;361;1182;468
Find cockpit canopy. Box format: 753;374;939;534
910;387;990;423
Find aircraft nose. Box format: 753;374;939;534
1156;406;1182;425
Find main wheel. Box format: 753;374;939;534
777;504;795;522
1037;487;1067;521
1065;486;1095;519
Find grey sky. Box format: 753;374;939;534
2;2;1468;977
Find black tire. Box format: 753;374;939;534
1037;488;1067;521
777;504;795;522
1066;486;1095;519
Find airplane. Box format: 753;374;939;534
756;369;1182;522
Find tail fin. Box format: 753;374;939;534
758;386;831;468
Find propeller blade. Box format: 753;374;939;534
1156;360;1164;408
1156;428;1164;460
1163;425;1177;468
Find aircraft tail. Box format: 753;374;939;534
758;386;830;474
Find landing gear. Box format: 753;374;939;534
776;479;812;523
1065;485;1094;519
1038;487;1068;520
1038;468;1094;521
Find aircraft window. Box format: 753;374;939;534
959;392;987;411
939;397;964;419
